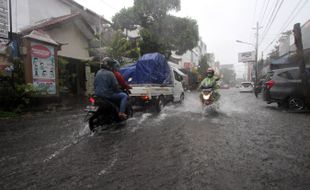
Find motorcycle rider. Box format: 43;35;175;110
94;57;128;119
110;60;132;94
198;68;220;102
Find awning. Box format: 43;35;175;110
271;54;290;65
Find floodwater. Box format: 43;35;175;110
1;88;310;189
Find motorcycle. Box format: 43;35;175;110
200;86;216;106
84;95;133;132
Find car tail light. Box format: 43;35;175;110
89;97;95;104
266;80;275;90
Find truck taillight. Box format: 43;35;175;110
142;96;149;101
266;80;275;90
89;97;95;104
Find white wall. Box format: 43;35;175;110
48;22;90;60
28;0;71;24
181;49;199;69
11;0;71;32
278;36;290;56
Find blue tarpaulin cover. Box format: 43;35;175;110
120;53;172;85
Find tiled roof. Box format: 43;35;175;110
21;13;81;34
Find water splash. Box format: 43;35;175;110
98;144;119;176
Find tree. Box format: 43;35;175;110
113;7;138;30
198;54;210;77
112;0;199;56
105;31;140;64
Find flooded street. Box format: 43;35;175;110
1;88;310;190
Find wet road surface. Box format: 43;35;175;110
1;88;310;190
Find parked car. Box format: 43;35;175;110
262;66;310;110
239;82;254;93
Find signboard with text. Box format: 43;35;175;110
238;51;255;62
31;41;56;95
0;0;8;39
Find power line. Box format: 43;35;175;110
258;0;267;23
99;0;117;11
262;0;309;54
260;0;281;39
251;0;258;29
260;0;285;47
260;0;279;42
260;0;270;24
261;0;277;27
279;0;308;33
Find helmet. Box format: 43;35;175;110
112;60;121;71
100;57;116;70
207;68;215;76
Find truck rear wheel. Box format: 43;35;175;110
155;96;165;113
179;93;184;104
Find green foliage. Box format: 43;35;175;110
112;0;198;56
106;31;140;64
0;59;38;112
198;54;210;77
0;82;37;112
0;111;18;118
58;57;69;91
113;7;138;30
134;0;180;25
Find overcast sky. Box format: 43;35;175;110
74;0;310;78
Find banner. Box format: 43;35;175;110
0;0;8;39
238;51;255;62
31;41;56;95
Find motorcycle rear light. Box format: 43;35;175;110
142;96;149;101
89;97;95;104
266;80;275;90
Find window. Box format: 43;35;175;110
174;71;183;82
278;71;292;80
287;69;300;80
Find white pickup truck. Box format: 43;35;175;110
129;63;186;112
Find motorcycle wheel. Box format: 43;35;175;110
89;115;100;132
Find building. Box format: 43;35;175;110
1;0;112;97
261;19;310;77
10;0;111;34
177;39;207;70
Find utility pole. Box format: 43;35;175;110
255;22;259;83
293;23;310;104
253;22;262;97
9;0;12;41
